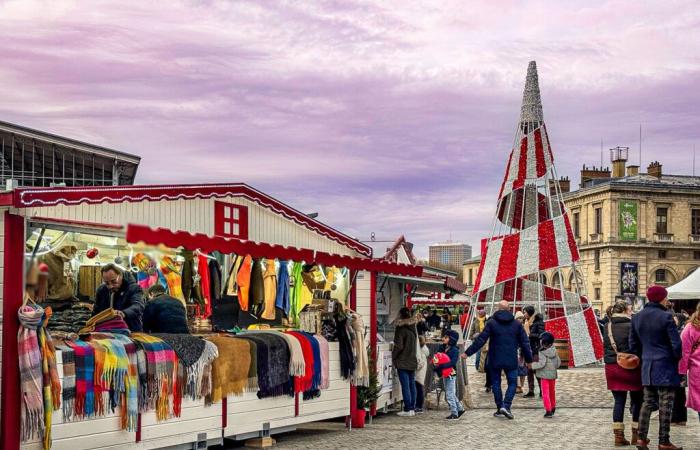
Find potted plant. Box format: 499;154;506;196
355;350;380;427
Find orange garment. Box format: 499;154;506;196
236;255;253;311
160;256;185;305
262;259;277;320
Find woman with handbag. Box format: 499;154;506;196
602;301;642;446
679;302;700;422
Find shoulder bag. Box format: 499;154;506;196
607;322;640;370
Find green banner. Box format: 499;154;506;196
619;200;638;241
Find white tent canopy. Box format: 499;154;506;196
667;268;700;300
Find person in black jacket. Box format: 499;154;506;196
466;300;533;420
93;264;145;332
392;307;419;417
143;284;190;334
523;305;545;398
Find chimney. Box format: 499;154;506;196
580;164;611;187
648;161;662;178
557;176;571;193
610;146;629;178
627;165;639;177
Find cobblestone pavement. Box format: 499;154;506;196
229;367;700;449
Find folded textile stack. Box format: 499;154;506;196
153;333;218;401
79;308;120;335
47;303;93;334
206;335;252;403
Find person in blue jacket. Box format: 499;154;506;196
93;263;145;332
434;329;465;420
465;300;533;420
629;285;683;450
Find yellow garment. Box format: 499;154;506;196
237;255;253;311
477;316;486;333
299;266;323;312
324;266;336;291
160;256;185;302
261;259;277;320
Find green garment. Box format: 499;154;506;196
290;262;304;326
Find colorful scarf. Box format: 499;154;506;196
110;334;140;431
65;339;95;418
79;308;118;335
206;335;252;403
298;332;321;400
314;335;330;390
18;305;46;443
88;335;130;414
285;331;314;394
160;255;185;302
38;309;61;450
237;333;290;398
130;333;179;420
94;316;130;335
275;260;291;316
56;345;76;421
153;334;218;400
350;313;369;387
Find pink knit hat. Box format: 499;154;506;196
646;285;668;303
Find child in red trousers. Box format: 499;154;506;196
531;331;560;418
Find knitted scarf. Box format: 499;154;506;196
285;331;314;395
237;334;290;399
65;339;95;418
350;313;369;387
38;308;61;450
130;333;179;420
314;335;330;390
18;305;46;443
206;335;252;403
56;345;76;421
79;308;119;335
335;315;355;381
94;316;131;335
300;332;322;400
110;334;140;431
245;338;258;391
88;335;130;415
153;334;218;400
277;332;306;377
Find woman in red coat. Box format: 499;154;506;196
602;301;642;446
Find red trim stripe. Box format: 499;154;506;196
472;245;488;295
498;149;514;199
543;125;554;163
513;137;528;190
496;233;520;284
583;308;605;359
563;214;580;261
534;128;546;177
538;219;559;271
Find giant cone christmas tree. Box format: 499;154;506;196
471;61;604;366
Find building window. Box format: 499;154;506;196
594;249;601;271
594;287;601;300
214;201;249;239
552;272;561;290
655;269;667;283
573;212;580;238
693;209;700;235
468;269;473;286
695;251;700;260
656;207;668;234
658;250;667;259
594;208;602;235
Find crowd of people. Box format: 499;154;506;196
389;286;700;450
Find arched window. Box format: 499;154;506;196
655;269;667;284
569;270;583;290
539;273;548;285
552;272;562;290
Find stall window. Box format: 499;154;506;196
215;201;249;239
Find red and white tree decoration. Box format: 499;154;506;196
470;61;604;366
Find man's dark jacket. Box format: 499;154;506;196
93;272;145;332
143;295;190;334
466;310;533;370
629;302;682;386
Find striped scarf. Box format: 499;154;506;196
65;339;95;418
110;334;140;431
314;335;330;390
131;333;179;420
153;334;218;401
18;305;45;443
38;310;61;450
56;345;76;422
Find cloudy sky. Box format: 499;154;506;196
1;1;699;258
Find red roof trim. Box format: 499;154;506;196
13;183;371;256
125;224;422;277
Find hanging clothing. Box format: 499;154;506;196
250;259;265;314
236;255;253;311
225;255;244;296
208;259;222;304
275;261;291;316
334;268;349;304
160;256;185;303
293;265;323;322
262;259;277;320
197;253;212;317
290;262;304;326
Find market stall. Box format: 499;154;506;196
0;183;421;450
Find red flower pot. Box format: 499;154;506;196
352;409;366;428
369;404;377;416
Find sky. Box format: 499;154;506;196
1;1;699;259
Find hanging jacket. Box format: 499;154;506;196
290;262;304;325
225;255;244;296
261;259;277;320
275;260;291;316
208;259;222;304
197;253;212;317
250;258;265;313
236;255;253;311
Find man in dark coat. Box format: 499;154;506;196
629;285;683;450
466;300;533;419
392;307;419;417
93;263;145;332
523;305;545;398
143;285;190;334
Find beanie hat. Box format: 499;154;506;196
647;285;668;303
446;330;459;346
540;331;554;347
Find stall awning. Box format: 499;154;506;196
445;276;467;293
384;274;444;290
410;294;471;306
125;224;422;276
